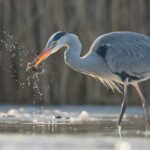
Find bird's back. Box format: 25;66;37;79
91;31;150;50
89;31;150;83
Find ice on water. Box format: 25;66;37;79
0;105;149;150
0;105;146;124
0;106;96;124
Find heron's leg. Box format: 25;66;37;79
134;83;150;125
117;78;129;127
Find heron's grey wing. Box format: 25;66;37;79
105;36;150;80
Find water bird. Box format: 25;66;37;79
28;31;150;126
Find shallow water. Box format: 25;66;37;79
0;105;149;150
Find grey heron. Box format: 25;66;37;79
28;31;150;126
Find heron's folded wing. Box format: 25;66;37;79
106;36;150;78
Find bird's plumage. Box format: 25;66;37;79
90;32;150;83
30;31;150;126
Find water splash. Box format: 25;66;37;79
0;31;49;103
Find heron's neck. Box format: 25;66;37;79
64;37;89;73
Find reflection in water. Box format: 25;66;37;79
118;126;122;138
0;105;149;138
0;105;149;149
0;120;149;138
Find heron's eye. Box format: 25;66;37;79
51;41;57;48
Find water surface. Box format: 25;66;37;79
0;105;149;150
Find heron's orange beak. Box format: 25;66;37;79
27;48;52;71
35;48;52;66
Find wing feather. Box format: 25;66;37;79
103;32;150;78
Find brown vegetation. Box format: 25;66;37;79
0;0;150;105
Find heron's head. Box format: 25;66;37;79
27;31;69;71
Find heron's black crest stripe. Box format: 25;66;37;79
96;44;108;60
114;71;140;82
53;32;66;41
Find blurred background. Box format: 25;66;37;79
0;0;150;105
